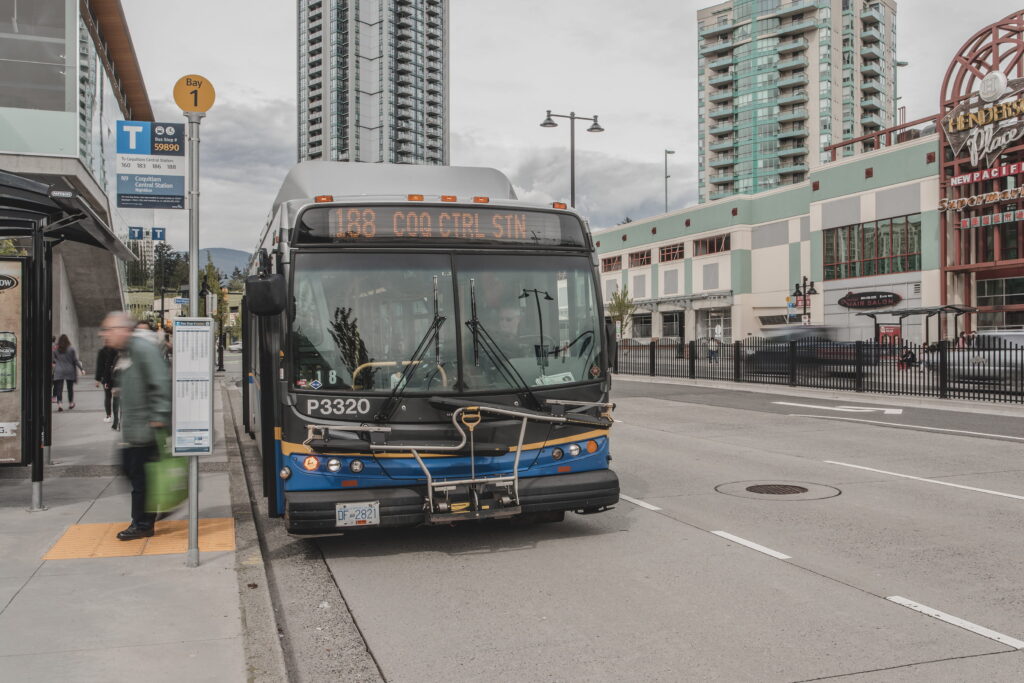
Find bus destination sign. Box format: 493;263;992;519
298;205;585;247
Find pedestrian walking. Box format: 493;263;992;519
100;312;171;541
51;334;84;411
95;340;119;424
708;336;720;364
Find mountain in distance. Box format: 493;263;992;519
199;248;250;278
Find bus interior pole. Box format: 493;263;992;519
186;110;204;568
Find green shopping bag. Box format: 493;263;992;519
145;429;188;514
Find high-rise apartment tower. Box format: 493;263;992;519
297;0;449;164
697;0;897;202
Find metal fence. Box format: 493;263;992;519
614;337;1024;404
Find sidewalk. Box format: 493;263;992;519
0;382;247;682
612;373;1024;417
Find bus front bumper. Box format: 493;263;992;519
284;469;620;535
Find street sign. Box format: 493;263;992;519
174;297;189;305
172;318;215;456
173;75;216;113
116;120;186;209
128;227;144;240
151;227;166;241
801;313;811;325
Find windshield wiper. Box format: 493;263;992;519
466;278;544;410
375;276;447;423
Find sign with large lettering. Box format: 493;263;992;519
297;205;586;247
116;120;186;209
0;259;24;465
837;291;902;309
942;72;1024;169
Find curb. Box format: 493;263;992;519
612;373;1024;418
221;382;291;683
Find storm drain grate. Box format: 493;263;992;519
745;484;809;495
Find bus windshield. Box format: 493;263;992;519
290;252;603;394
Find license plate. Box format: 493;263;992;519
335;501;380;527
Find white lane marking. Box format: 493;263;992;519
826;461;1024;502
793;414;1024;442
774;401;903;415
887;596;1024;649
620;494;661;511
711;531;791;560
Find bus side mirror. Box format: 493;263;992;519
245;274;286;316
605;320;617;367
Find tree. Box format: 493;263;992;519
0;238;26;256
227;266;246;292
606;286;637;338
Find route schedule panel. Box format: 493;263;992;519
172;318;215;455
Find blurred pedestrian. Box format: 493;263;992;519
708;336;720;364
100;312;171;541
956;332;968;348
95;341;118;424
52;334;84;411
898;344;917;370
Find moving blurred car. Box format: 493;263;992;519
922;330;1024;384
228;341;242;352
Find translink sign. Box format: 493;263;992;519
116;120;187;210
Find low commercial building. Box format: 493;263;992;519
597;127;940;343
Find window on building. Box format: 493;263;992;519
629;250;652;267
693;234;731;256
661;311;682;337
659;243;685;262
823;213;922;280
601;255;622;272
631;314;652;338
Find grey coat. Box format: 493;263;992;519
115;336;171;446
52;347;82;381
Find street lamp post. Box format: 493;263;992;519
894;60;909;127
664;149;675;214
539;110;604;208
792;275;819;324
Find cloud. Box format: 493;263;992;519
145;97;297;250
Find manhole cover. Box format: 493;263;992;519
745;484;808;495
715;481;841;501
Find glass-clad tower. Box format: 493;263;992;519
297;0;449;164
697;0;897;202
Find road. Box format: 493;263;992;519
230;354;1024;681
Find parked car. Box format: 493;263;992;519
228;341;243;352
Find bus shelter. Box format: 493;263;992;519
857;305;978;345
0;169;134;508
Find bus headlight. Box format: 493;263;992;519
350;459;365;473
279;467;292;480
551;448;564;460
326;458;342;472
568;444;582;457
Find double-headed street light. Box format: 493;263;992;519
664;149;675;214
792;275;819;323
540;110;604;208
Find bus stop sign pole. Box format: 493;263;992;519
176;74;215;568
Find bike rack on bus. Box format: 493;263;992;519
301;399;613;523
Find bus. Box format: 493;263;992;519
242;161;619;534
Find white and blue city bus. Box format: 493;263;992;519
243;162;618;533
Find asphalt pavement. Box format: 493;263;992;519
292;376;1024;681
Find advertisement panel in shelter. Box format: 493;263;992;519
0;259;24;465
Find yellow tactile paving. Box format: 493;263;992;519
43;518;236;560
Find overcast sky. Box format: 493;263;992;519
120;0;1024;251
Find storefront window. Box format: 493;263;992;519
661;311;682;338
823;213;922;280
631;314;652;338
